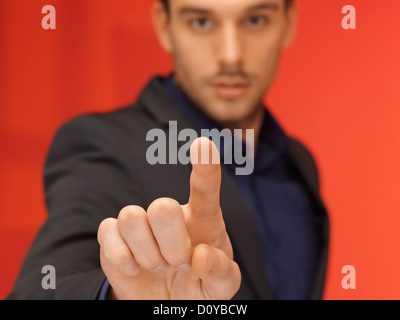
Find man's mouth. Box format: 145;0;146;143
214;80;249;99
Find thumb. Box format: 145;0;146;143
192;244;241;300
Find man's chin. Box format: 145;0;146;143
206;110;255;127
196;94;260;126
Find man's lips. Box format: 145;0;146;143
213;81;249;99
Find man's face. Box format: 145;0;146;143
156;0;296;126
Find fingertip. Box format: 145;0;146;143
192;244;215;276
193;244;241;299
97;217;117;245
190;137;220;166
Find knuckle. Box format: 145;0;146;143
118;205;145;224
147;198;181;223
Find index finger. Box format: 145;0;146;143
188;137;221;218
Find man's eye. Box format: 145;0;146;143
191;18;213;30
244;16;267;26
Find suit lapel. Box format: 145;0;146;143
287;139;330;299
287;139;326;214
219;167;273;299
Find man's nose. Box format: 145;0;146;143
217;23;243;71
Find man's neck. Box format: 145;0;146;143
221;105;265;152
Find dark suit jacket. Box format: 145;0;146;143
7;76;329;300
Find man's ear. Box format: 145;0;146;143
282;1;298;48
152;1;173;53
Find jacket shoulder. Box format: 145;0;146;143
49;101;152;153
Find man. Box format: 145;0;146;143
7;0;329;300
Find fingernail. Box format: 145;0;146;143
124;264;138;276
154;262;168;273
177;263;192;272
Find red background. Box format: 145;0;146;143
1;0;400;299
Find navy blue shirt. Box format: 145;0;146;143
163;75;320;300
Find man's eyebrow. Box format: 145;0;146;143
178;7;212;15
178;3;279;15
246;2;280;12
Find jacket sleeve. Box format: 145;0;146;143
7;114;142;299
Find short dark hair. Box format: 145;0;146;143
160;0;294;12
